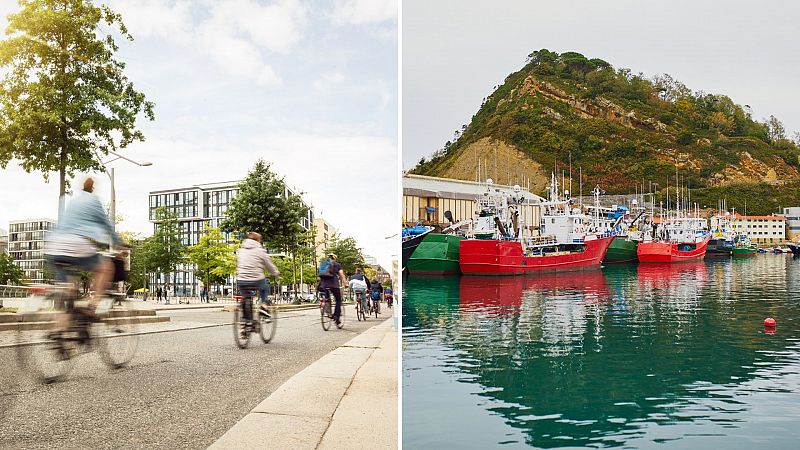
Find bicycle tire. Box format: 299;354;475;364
337;299;345;329
259;303;277;343
233;302;251;348
16;292;75;384
321;300;332;331
97;298;139;369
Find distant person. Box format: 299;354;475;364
317;253;347;325
370;278;383;314
156;286;162;302
348;268;369;311
236;232;280;327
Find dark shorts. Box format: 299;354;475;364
48;254;102;282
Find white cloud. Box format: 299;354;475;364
332;0;398;25
109;0;194;44
313;71;346;91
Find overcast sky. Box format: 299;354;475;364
0;0;398;270
403;0;800;169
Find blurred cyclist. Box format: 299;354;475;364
44;177;128;317
236;232;280;324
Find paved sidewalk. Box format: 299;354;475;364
208;319;397;449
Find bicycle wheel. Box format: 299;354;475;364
233;301;251;348
16;292;75;384
97;298;139;369
337;299;345;329
259;303;277;343
321;300;332;331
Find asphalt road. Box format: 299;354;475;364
0;304;392;449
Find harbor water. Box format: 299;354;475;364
403;254;800;449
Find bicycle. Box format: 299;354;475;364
233;288;277;349
16;278;139;384
354;290;367;322
370;292;381;318
319;289;345;331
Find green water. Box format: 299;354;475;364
403;255;800;449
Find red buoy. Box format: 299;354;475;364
764;317;776;327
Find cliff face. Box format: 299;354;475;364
412;49;800;198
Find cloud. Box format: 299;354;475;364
313;71;347;91
332;0;398;25
110;0;308;87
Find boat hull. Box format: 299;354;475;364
459;236;615;275
788;243;800;256
402;229;433;269
637;236;710;263
407;233;464;275
705;238;732;258
732;246;756;257
603;237;638;263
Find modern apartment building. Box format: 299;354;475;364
313;217;337;262
7;218;56;283
782;207;800;241
0;228;7;254
148;180;313;296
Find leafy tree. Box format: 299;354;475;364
0;252;24;285
766;115;786;142
186;227;237;294
0;0;154;216
324;234;365;276
148;207;185;291
128;236;152;292
221;159;310;251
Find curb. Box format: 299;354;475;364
208;319;396;449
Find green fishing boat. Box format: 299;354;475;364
603;236;638;263
407;233;464;275
731;245;757;257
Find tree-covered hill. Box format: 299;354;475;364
411;49;800;213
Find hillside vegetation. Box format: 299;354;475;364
411;49;800;213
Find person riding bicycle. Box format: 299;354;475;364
369;278;383;312
43;177;128;319
317;253;347;325
348;268;369;313
384;287;394;307
236;232;280;325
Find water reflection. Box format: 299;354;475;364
404;255;800;448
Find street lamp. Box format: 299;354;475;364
100;149;152;233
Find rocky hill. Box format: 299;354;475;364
411;49;800;213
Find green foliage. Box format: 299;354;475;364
0;252;24;285
221;159;310;251
323;234;365;276
413;48;800;200
691;182;800;216
0;0;154;199
186;227;237;290
149;207;185;284
127;236;151;292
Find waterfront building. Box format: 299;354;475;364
0;228;7;254
403;174;544;229
7;218;56;283
723;214;786;245
148;180;313;296
313;217;337;262
782;207;800;241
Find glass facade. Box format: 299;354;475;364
148;182;313;297
8;219;56;283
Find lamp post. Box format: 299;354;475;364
100;149;152;232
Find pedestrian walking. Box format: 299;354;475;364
157;286;162;302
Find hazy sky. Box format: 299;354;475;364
403;0;800;169
0;0;398;269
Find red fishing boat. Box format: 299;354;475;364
460;235;615;275
459;177;615;275
637;235;710;263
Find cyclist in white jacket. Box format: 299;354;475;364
236;232;280;321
